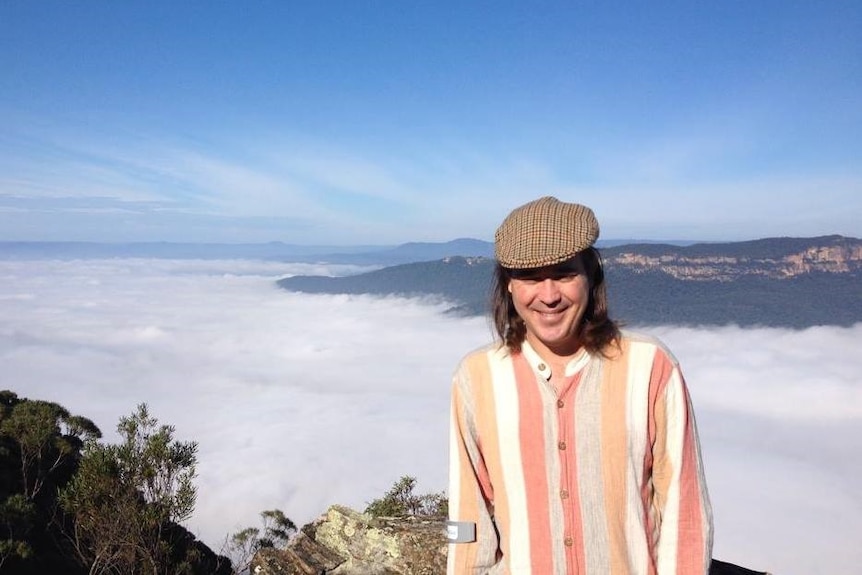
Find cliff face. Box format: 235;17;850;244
605;238;862;281
780;244;862;275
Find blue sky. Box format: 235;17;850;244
2;1;860;244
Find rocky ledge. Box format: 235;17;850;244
251;505;447;575
251;505;770;575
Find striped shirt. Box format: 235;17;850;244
447;332;713;574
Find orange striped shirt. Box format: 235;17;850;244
447;332;713;574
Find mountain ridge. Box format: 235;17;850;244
0;236;710;264
278;235;862;328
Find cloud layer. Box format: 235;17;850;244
1;257;859;573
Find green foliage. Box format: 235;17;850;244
365;475;448;519
59;403;207;574
0;393;101;500
0;390;99;574
0;393;228;574
115;403;198;523
258;509;296;548
223;509;296;574
0;494;36;568
224;526;259;573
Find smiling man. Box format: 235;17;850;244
446;197;714;574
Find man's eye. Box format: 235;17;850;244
517;273;578;283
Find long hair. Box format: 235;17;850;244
491;247;620;356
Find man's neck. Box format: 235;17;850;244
524;334;585;373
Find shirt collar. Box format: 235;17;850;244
521;340;591;381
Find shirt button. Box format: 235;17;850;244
558;441;567;450
557;399;564;408
538;363;547;371
560;490;569;499
564;537;574;547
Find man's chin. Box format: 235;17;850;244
532;332;578;351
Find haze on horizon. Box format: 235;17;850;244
2;2;861;245
1;256;860;575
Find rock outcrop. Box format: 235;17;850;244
251;505;771;575
251;505;447;575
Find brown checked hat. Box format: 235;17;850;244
494;196;599;269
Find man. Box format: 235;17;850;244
447;196;713;574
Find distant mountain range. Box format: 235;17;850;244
3;236;860;328
278;235;862;328
0;237;692;265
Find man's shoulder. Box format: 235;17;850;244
615;329;680;366
452;342;515;388
458;341;509;367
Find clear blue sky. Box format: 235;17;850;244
2;1;860;244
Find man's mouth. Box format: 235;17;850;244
533;308;566;321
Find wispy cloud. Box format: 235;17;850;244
1;256;859;573
0;122;545;241
2;113;861;244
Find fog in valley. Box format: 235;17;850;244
1;257;859;574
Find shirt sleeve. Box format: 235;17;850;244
446;363;501;574
651;360;714;575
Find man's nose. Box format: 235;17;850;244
537;278;562;303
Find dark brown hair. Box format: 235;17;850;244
491;247;621;356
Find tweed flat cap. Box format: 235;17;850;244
494;196;599;269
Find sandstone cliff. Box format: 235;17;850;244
604;235;862;281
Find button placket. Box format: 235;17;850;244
555;369;585;575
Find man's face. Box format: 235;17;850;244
508;257;590;358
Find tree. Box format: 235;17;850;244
223;509;296;575
59;403;204;574
0;494;36;569
257;509;296;548
0;392;101;501
364;475;448;519
0;390;99;573
222;527;259;575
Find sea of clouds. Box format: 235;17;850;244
1;257;860;574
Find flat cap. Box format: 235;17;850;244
494;196;599;269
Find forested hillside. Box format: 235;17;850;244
278;236;862;328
